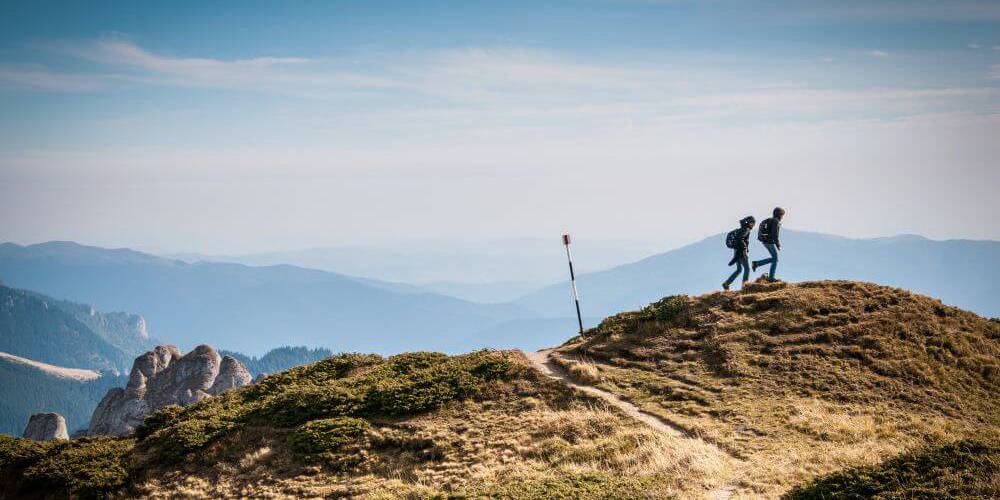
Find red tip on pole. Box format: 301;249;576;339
562;234;571;245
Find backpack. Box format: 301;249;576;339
725;228;740;249
726;216;755;249
758;218;775;243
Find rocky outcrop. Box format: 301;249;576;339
88;344;251;436
22;413;68;441
210;355;253;394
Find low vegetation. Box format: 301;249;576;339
0;349;736;498
3;280;995;498
785;438;1000;499
554;279;1000;497
0;435;134;499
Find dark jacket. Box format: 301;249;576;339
728;226;751;265
759;217;781;245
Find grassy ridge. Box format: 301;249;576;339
3;280;995;498
0;350;518;497
555;279;1000;496
785;438;1000;499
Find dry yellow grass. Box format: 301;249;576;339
136;353;741;499
12;280;991;499
554;279;1000;497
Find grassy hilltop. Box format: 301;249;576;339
552;279;1000;497
0;280;997;498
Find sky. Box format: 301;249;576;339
1;0;998;254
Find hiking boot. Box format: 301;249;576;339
722;282;730;291
752;261;759;272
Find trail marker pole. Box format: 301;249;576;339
562;234;584;335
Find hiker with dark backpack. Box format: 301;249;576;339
753;207;785;281
722;216;755;291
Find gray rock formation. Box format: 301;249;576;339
22;413;69;441
88;344;251;436
210;355;253;394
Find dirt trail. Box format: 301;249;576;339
523;348;739;500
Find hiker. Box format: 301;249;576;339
753;207;785;280
723;216;755;291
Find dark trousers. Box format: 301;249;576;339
754;243;779;279
725;253;749;285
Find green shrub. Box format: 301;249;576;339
652;295;690;323
387;352;450;375
288;417;370;459
364;362;477;416
134;404;184;440
254;385;364;427
784;439;1000;499
0;434;49;469
150;417;238;462
22;437;134;499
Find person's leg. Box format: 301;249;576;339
740;255;750;283
765;243;779;279
725;264;741;287
754;244;775;269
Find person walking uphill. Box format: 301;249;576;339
753;207;785;280
723;216;755;291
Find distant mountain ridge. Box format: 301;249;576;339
0;285;153;373
0;241;536;355
515;230;1000;320
220;346;333;376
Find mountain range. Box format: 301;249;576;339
166;237;664;303
2;231;997;361
516;230;1000;321
0;241;534;355
0;283;338;436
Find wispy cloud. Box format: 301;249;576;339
29;38;409;97
0;65;110;91
967;43;982;49
3;39;997;129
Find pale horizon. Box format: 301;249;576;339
2;1;999;254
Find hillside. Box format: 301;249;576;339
0;351;735;498
549;280;1000;497
0;352;100;381
0;285;149;373
0;355;126;436
516;231;1000;320
0;241;535;355
1;281;996;498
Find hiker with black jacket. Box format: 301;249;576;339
753;207;785;280
723;216;755;291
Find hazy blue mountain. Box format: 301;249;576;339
414;280;543;304
0;241;535;355
167;237;664;302
515;231;1000;321
0;285;152;373
220;346;333;376
0;355;127;436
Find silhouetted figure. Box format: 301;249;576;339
723;216;755;290
753;207;785;280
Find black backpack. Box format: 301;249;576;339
758;218;775;243
725;228;739;249
726;216;755;249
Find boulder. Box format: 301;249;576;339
210;355;253;394
88;344;251;436
23;413;69;441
